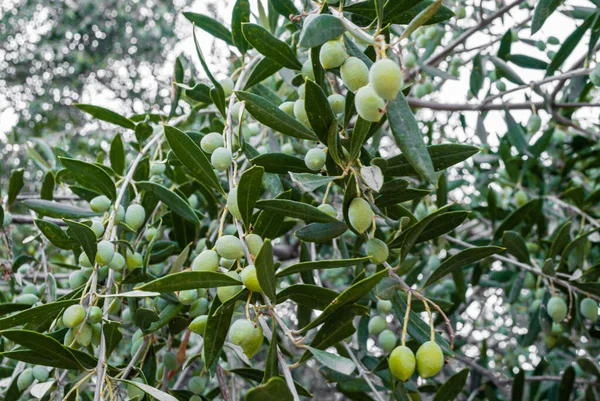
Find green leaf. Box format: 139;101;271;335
424;246;503;287
136;271;241;292
118;379;178;401
103;321;123;358
0;304;31;316
392;293;453;355
74;104;136;130
305;79;336;144
509;54;548;70
231;368;312;397
164;126;223;194
183;12;234;45
237;166;264;232
232;0;251;54
7;168;24;206
346;0;454;25
494;198;542;240
192;28;226;117
307;346;355;375
532;0;563;34
169;56;184;120
299;14;345;48
23;199;100;219
0;299;77;330
502;231;530;264
386;144;479;177
242;23;302;70
276;257;370;278
558;366;575;401
252;153;313;174
349;117;371;162
255;199;338;223
203;297;235;373
59;157;116;200
415;211;470;243
109;134;125;175
387;93;437;186
490;56;525;85
244;58;282;90
40;171;55;201
268;0;299;20
34;220;78;249
549;221;571;258
253;190;291;239
511;369;525;401
136;181;199;224
433;369;470;401
263;321;279;382
289;173;341;192
255;239;277;304
63;219;98;264
470;54;484;97
0;329;84;370
547;15;595;75
235;91;316;140
300;268;389;334
295;222;348;243
246;377;293;401
504;108;532;156
276;284;339;310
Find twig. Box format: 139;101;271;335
343;342;386;401
545;195;600;229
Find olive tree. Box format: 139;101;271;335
1;0;600;400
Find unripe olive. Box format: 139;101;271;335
190;396;202;401
524;272;536;289
64;328;75;346
164;351;178;370
366;238;389;264
377;299;392;314
215;235;244;259
416;35;428;48
496;80;506;91
580;298;598;321
425;26;437;40
189;315;208;335
125;204;146;231
230;319;264;357
318;204;337;218
304;148;327;171
96;240;115;266
108;298;120;314
32;366;49;382
301;60;315;80
217;271;243;302
63;304;85;328
548;36;560;45
389;345;416;381
416;341;444;378
108;252;125;272
279;101;295;116
543;333;557;348
404;52;417;68
245;234;264;256
340;57;369;92
188;376;205;394
127;378;145;399
91;322;102;345
589;70;600;87
227;187;242;221
547;296;567;323
456;6;466;18
413;84;426;98
77;323;93;347
91;221;105;238
88;306;103;324
145;227;158;242
369;59;403;101
231;102;247;121
16;293;38;305
221;258;236;269
211;147;233;171
79;252;92;268
368;315;387;335
241;264;262;292
293;99;310;126
192;250;220;272
69;270;86;289
328;94;346;114
126;251;143;270
551;322;562;335
90;195;111;213
378;329;397;353
348;197;373;234
423;78;433;94
17;368;33;391
22;284;37;295
190;298;209;317
150;162;166;175
514;189;528;207
178;289;198;305
201;132;224;154
297;83;306;100
219;78;234;97
527;115;541;133
319;39;347;69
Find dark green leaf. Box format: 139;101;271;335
253;190;291;239
137;181;200;224
246;377;293;401
203;298;235;373
299;15;345;48
7;169;24;206
502;231;530;264
490;56;525;85
110;134;125;175
289;173;340;192
470;54;484;97
235;91;316;140
267;0;299;21
169;56;184;120
40;171;55;201
509;54;548;70
103;321;123;358
276;284;339;310
255;199;338;223
23;199;100;219
232;0;251;54
433;368;470;401
547;15;595;75
237;166;264;232
34;219;78;249
424;246;503;287
276;257;370;278
415;211;470;243
0;299;77;330
74;104;136;130
230;368;312;397
244;58;283;90
59;157;116;200
558;366;575;401
305;79;335;144
504;108;532;156
251;153;313;174
386;144;479;177
263;321;279;382
117;379;178;401
549;221;571;259
511;369;525;401
494;199;542;240
295;222;349;243
63;219;98;264
136;271;241;292
192;27;227;117
300;307;358;364
307;346;356;375
183;12;234;45
242;23;301;70
532;0;563;34
255;239;276;304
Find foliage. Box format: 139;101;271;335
1;0;600;400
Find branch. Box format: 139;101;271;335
406;99;600;112
343;343;386;401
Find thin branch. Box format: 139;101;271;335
343;343;386;401
406;99;600;112
545;195;600;229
